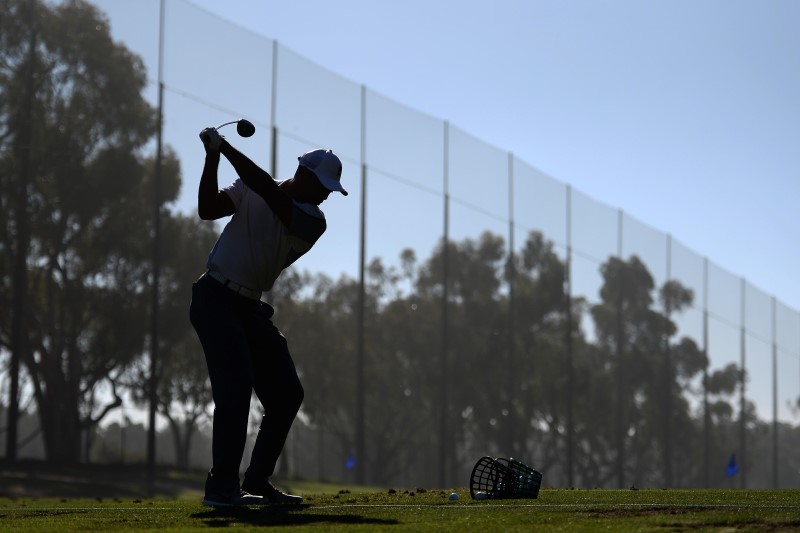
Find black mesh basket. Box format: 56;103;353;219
496;457;543;499
469;456;542;500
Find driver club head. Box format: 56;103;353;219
236;119;255;138
213;118;256;138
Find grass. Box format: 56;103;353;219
1;489;800;532
2;464;798;531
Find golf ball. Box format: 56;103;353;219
474;491;489;500
449;492;459;501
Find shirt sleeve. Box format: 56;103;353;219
284;205;327;268
221;178;246;209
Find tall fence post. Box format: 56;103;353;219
664;235;673;487
146;0;165;488
702;257;710;487
7;0;39;466
615;209;625;488
771;296;778;488
506;152;516;457
438;121;450;488
565;185;574;487
270;40;278;178
355;84;367;484
739;278;747;488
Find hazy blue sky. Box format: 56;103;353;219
79;0;799;427
181;0;799;311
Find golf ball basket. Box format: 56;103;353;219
469;456;542;500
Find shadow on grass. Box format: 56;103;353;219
0;461;203;499
191;506;399;527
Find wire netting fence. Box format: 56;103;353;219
7;0;797;489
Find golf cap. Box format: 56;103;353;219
298;149;348;196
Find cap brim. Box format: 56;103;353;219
316;174;348;196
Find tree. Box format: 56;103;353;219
273;268;361;480
507;231;577;483
357;256;442;485
254;232;789;489
0;0;176;463
590;256;706;487
126;213;219;469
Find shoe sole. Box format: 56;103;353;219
202;498;236;508
202;497;263;507
241;493;303;505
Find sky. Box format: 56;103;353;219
75;0;800;428
89;0;800;316
179;0;800;312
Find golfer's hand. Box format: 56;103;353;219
199;127;224;151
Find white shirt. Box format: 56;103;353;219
206;179;326;292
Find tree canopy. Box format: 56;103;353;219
0;0;207;464
2;0;792;490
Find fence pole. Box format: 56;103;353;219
565;186;574;486
146;0;165;487
438;121;450;488
507;152;516;457
355;84;367;484
739;278;746;488
7;0;39;466
771;296;778;488
702;257;710;487
615;209;625;488
270;40;278;178
664;235;673;487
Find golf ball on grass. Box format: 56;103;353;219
473;491;489;500
449;492;459;501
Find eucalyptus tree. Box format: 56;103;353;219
0;0;174;462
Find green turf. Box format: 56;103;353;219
1;489;799;532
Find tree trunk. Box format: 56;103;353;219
165;414;181;469
180;418;196;471
7;0;38;466
39;390;82;464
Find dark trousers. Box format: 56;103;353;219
189;274;304;483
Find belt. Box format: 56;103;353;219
206;271;262;301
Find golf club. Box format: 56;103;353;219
201;118;256;143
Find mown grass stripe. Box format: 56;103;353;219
314;502;800;510
5;502;800;512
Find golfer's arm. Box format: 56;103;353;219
219;140;293;225
198;151;235;220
